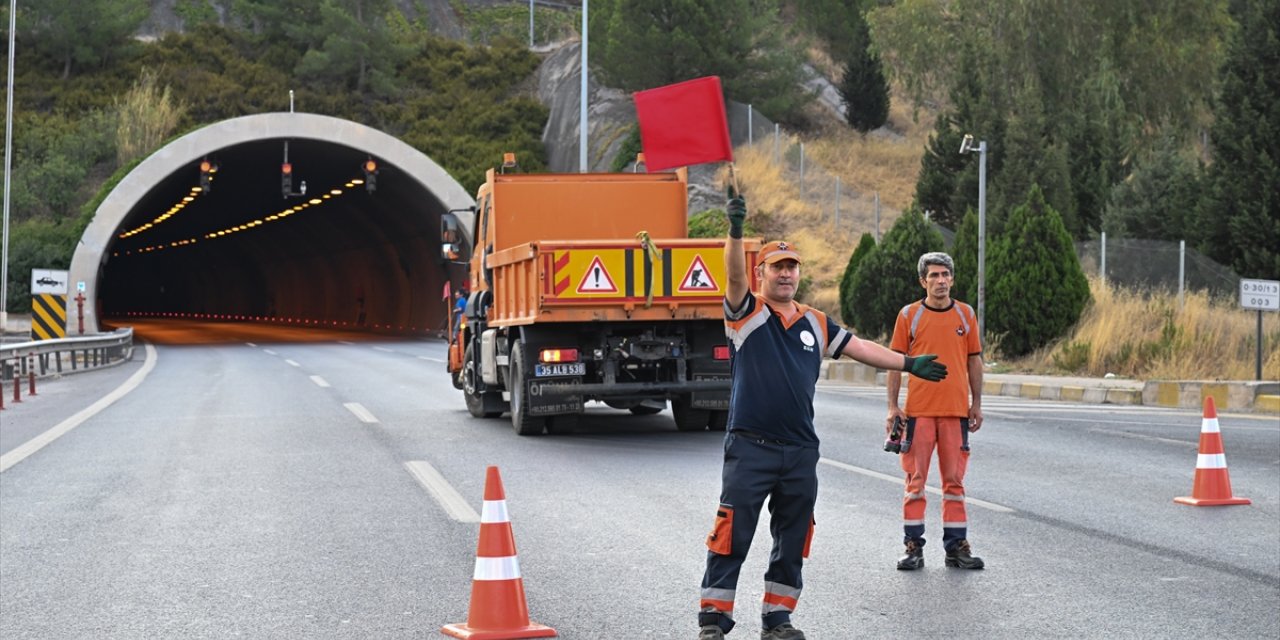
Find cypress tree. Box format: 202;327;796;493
848;210;945;339
839;232;877;324
986;185;1090;357
838;7;890;133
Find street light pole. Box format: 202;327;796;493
578;0;588;172
961;134;987;339
1;0;16;332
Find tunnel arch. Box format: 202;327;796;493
68;112;476;334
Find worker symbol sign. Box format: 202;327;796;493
576;255;619;293
678;255;719;292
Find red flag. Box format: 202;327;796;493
442;280;451;301
633;76;732;172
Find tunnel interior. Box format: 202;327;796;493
100;138;466;334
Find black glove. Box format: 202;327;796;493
904;354;947;382
726;186;746;239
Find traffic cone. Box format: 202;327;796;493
1174;397;1251;506
442;466;557;639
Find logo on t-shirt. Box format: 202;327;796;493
799;330;816;352
956;326;965;336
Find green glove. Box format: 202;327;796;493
726;186;746;239
904;354;947;382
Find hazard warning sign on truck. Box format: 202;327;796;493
543;243;729;303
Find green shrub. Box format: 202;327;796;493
847;208;945;339
688;209;759;239
838;232;875;324
986;184;1090;356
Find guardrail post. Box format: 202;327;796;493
11;367;20;404
28;369;36;396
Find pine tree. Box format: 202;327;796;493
1102;134;1202;241
838;8;890;133
839;233;877;325
986;185;1090;357
848;210;945;338
1200;0;1280;279
950;208;979;304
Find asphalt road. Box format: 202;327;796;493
1;325;1277;639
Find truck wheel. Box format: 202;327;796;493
546;412;580;434
672;397;711;431
509;341;546;436
463;343;504;418
708;410;728;431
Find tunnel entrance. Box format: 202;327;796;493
68;113;476;336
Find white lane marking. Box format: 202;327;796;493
263;349;277;356
818;457;1015;513
403;461;481;523
285;359;300;367
338;341;353;345
343;402;378;423
373;346;394;353
310;376;330;388
1087;427;1194;446
1;343;158;474
246;342;257;348
418;356;445;363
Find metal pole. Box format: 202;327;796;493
976;141;987;339
747;104;753;146
1;0;16;331
1100;231;1107;284
578;0;589;172
834;177;841;227
1258;310;1263;382
289;89;294;113
529;0;535;48
874;192;880;242
1178;239;1185;308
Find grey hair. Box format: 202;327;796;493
918;252;954;278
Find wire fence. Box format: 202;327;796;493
1076;236;1241;299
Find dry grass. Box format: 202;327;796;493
1008;278;1280;381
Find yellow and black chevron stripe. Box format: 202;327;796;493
31;294;67;340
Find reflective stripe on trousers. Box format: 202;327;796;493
901;416;971;549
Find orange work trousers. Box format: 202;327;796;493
900;416;970;550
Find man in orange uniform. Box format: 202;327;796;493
886;252;985;570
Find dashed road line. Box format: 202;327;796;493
310;376;330;388
246;342;257;348
818;457;1015;513
285;359;300;367
373;346;394;353
418;355;445;363
343;402;378;424
263;349;277;356
403;461;481;523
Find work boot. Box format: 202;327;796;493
760;622;806;640
699;625;726;640
896;539;924;570
945;539;985;569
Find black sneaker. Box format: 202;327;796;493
699;624;726;640
896;539;924;570
945;539;985;569
761;622;806;640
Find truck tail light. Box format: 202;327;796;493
713;345;731;360
539;348;579;363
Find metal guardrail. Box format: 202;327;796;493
0;328;134;381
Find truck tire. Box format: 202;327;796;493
509;341;546;436
708;410;728;431
463;343;504;418
546;413;580;434
672;397;711;431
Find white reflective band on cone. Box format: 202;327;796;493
1201;417;1220;433
473;555;521;580
1197;453;1227;469
481;500;510;523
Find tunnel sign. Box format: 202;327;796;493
576;256;618;293
31;269;69;295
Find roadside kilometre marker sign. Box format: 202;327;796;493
1240;279;1279;311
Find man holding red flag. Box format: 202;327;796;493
698;190;949;640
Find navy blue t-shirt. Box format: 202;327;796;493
724;291;854;447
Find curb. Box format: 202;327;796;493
820;360;1278;414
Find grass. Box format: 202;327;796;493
1010;278;1280;381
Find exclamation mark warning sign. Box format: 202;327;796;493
576;255;619;293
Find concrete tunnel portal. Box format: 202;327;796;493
67;113;476;336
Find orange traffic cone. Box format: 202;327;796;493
442;466;557;639
1174;397;1251;506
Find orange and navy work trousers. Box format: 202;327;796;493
900;416;971;551
699;431;818;633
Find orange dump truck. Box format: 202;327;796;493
442;161;759;435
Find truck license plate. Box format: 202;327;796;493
534;363;585;377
